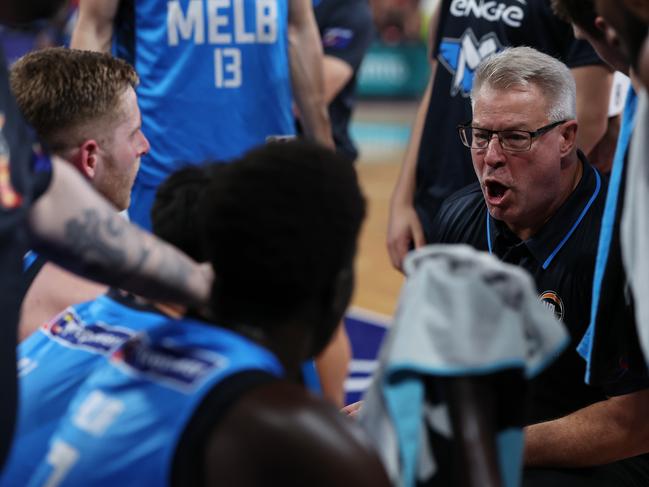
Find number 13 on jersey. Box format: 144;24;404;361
214;47;242;88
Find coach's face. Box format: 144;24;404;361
471;84;577;240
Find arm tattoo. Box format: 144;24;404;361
63;208;197;300
64;208;150;285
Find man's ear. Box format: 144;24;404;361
594;16;621;49
75;140;100;180
559;120;578;157
594;16;609;35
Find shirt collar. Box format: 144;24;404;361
488;152;602;269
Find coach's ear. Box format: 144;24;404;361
558;120;578;157
75;139;100;180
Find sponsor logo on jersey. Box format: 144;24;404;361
539;291;564;321
322;27;354;49
449;0;526;28
112;336;227;393
438;28;502;97
42;309;134;355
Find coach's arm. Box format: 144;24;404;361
524;388;649;467
28;156;212;308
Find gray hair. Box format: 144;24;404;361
470;46;576;122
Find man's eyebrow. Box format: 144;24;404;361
472;122;533;131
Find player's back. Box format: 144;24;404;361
114;0;296;186
25;318;284;487
0;290;173;487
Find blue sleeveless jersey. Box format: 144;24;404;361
115;0;295;187
0;293;172;487
27;319;284;487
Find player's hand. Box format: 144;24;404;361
341;400;363;419
386;202;425;272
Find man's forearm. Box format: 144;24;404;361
29;157;212;308
70;0;119;52
288;0;333;148
524;391;649;467
390;0;440;209
390;72;435;209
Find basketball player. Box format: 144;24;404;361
27;142;390;487
10;47;150;340
1;165;213;486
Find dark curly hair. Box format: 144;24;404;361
200;141;366;325
151;163;220;262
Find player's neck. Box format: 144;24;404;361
230;319;311;379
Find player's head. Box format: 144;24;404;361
551;0;629;72
464;47;579;240
10;47;149;211
200;141;366;359
595;0;649;70
151;164;218;263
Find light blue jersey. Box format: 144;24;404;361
27;319;284;487
115;0;295;227
0;292;172;487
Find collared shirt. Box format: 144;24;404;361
430;153;613;424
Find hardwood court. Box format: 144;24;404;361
349;100;418;317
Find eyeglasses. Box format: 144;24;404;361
457;120;567;152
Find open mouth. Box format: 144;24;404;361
485;181;509;203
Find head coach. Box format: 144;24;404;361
429;46;649;486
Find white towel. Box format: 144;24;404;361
359;244;568;487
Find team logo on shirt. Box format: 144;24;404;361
0;114;23;210
539;291;564;321
438;28;502;97
322;27;354;49
449;0;526;28
43;309;134;354
112;336;227;393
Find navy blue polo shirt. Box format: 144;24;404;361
429;154;644;424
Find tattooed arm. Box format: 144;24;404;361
28;156;213;307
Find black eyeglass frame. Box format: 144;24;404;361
456;120;568;152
